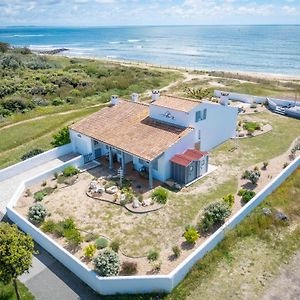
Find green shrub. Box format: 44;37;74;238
28;203;47;224
83;244;97;259
34;191;46;201
242;169;261;184
95;238;108;249
222;193;235;207
243;121;260;133
183;226;199;244
151;187;168;204
172;246;181;258
110;239;121;252
41;220;56;233
63;166;79;177
200;201;231;232
21;148;44;161
51;97;64;106
53;218;82;246
121;261;138;275
147;250;159;262
93;249;120;277
151;261;162;273
238;189;256;203
51;126;71;147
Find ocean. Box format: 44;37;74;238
1;25;300;75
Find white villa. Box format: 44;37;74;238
70;92;238;187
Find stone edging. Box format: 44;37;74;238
86;191;164;214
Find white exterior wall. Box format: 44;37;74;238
154;130;196;181
149;104;191;127
5;153;299;296
0;143;73;181
70;130;93;156
189;103;238;151
214;90;300;107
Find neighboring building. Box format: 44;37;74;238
70;92;238;187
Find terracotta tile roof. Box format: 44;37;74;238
151;95;201;112
170;149;208;167
71;100;193;161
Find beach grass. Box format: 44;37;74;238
0;106;99;168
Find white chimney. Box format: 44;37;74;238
220;92;229;106
111;95;119;106
131;93;139;102
151;90;160;102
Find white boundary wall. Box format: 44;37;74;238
0;143;73;181
5;155;300;295
214;90;300;107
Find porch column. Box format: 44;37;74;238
148;161;153;189
108;147;113;170
121;152;125;174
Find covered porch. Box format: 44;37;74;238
92;139;157;190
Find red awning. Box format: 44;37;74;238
170;149;208;167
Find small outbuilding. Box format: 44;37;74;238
170;149;208;185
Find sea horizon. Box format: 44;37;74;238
1;25;300;76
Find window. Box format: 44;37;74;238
195;111;201;122
152;158;158;171
203;108;207;120
195;109;207;122
93;140;99;145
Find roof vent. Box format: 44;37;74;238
131;93;139;102
111;95;119;106
151;90;160;102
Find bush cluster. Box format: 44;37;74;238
238;189;256;203
183;226;199;244
83;244;97;259
147;250;159;262
28;203;47;224
222;193;235;207
41;217;82;246
151;187;168;204
242;169;261;185
93;249;120;277
62;165;79;177
200;201;231;232
51;127;71;147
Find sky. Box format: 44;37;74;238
0;0;300;26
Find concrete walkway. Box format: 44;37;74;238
0;153;78;213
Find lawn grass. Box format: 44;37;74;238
211;112;300;168
0;280;35;300
0;106;99;168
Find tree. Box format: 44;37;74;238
51;126;71;147
0;222;35;300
